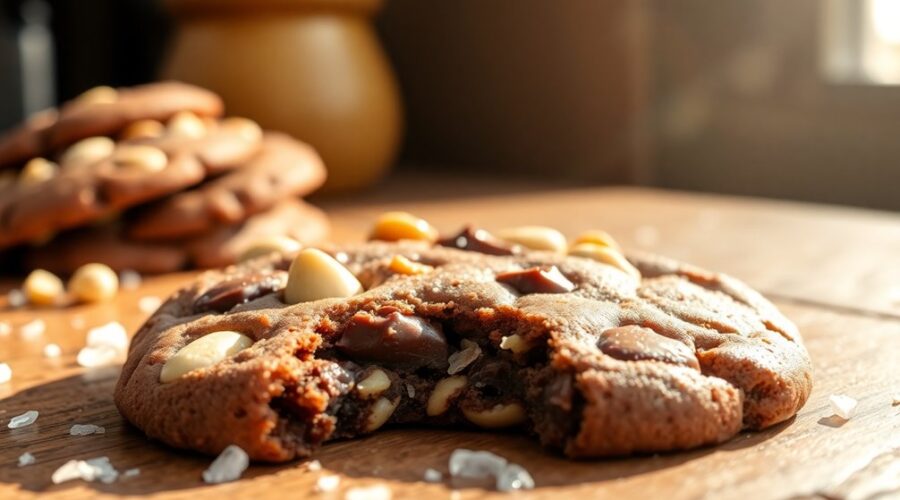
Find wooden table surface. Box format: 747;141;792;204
1;179;899;499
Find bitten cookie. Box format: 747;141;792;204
114;222;812;462
0;82;223;168
129;133;327;240
0;117;263;250
24;199;329;273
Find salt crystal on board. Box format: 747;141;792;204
43;343;61;358
7;289;26;308
304;459;322;472
448;449;507;479
77;345;119;368
315;475;341;492
202;445;249;484
423;468;442;482
829;394;858;419
52;456;118;484
496;463;535;492
8;410;39;429
0;363;11;384
344;485;392;500
123;468;140;478
19;319;45;339
77;322;128;368
70;424;106;436
18;452;35;467
138;296;162;314
119;270;142;290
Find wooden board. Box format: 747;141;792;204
1;185;899;499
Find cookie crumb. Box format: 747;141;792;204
43;343;62;358
19;319;45;340
202;445;249;484
70;424;106;436
447;340;481;375
829;394;858;420
423;468;442;482
119;270;142;290
138;296;162;314
448;449;534;492
0;363;11;384
7;289;26;308
18;452;35;467
51;457;119;484
344;485;391;500
77;322;128;368
315;475;341;493
8;410;39;429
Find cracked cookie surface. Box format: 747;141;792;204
114;239;812;462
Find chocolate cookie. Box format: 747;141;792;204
129;133;327;240
0;117;263;250
114;226;812;462
0;82;223;168
24;199;329;273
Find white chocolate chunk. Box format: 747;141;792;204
356;369;391;398
427;376;467;416
18;158;58;185
462;403;526;428
365;397;399;432
284;248;363;304
61;137;115;165
497;226;567;253
160;331;253;383
110;144;168;173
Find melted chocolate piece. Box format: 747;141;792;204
496;266;574;294
597;325;699;369
336;311;449;370
437;226;517;256
194;271;285;313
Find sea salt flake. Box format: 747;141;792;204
19;319;45;340
423;468;442;482
119;270;142;290
315;474;341;492
496;463;535;492
52;456;118;484
7;289;26;308
78;322;129;367
8;410;39;429
829;394;858;419
43;343;61;358
70;424;106;436
138;296;162;314
77;345;120;368
448;449;507;479
18;452;35;467
123;468;140;478
202;445;249;484
0;321;11;336
304;459;322;472
0;363;11;383
447;340;482;375
344;485;392;500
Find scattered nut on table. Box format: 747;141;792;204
69;263;119;303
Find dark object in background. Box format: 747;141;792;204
0;0;170;128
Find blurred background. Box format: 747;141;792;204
1;0;899;210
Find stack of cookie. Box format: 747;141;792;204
0;82;328;274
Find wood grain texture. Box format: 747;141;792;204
1;185;898;499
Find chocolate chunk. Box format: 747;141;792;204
194;271;285;313
597;325;699;369
496;266;574;294
437;226;518;256
336;311;449;370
